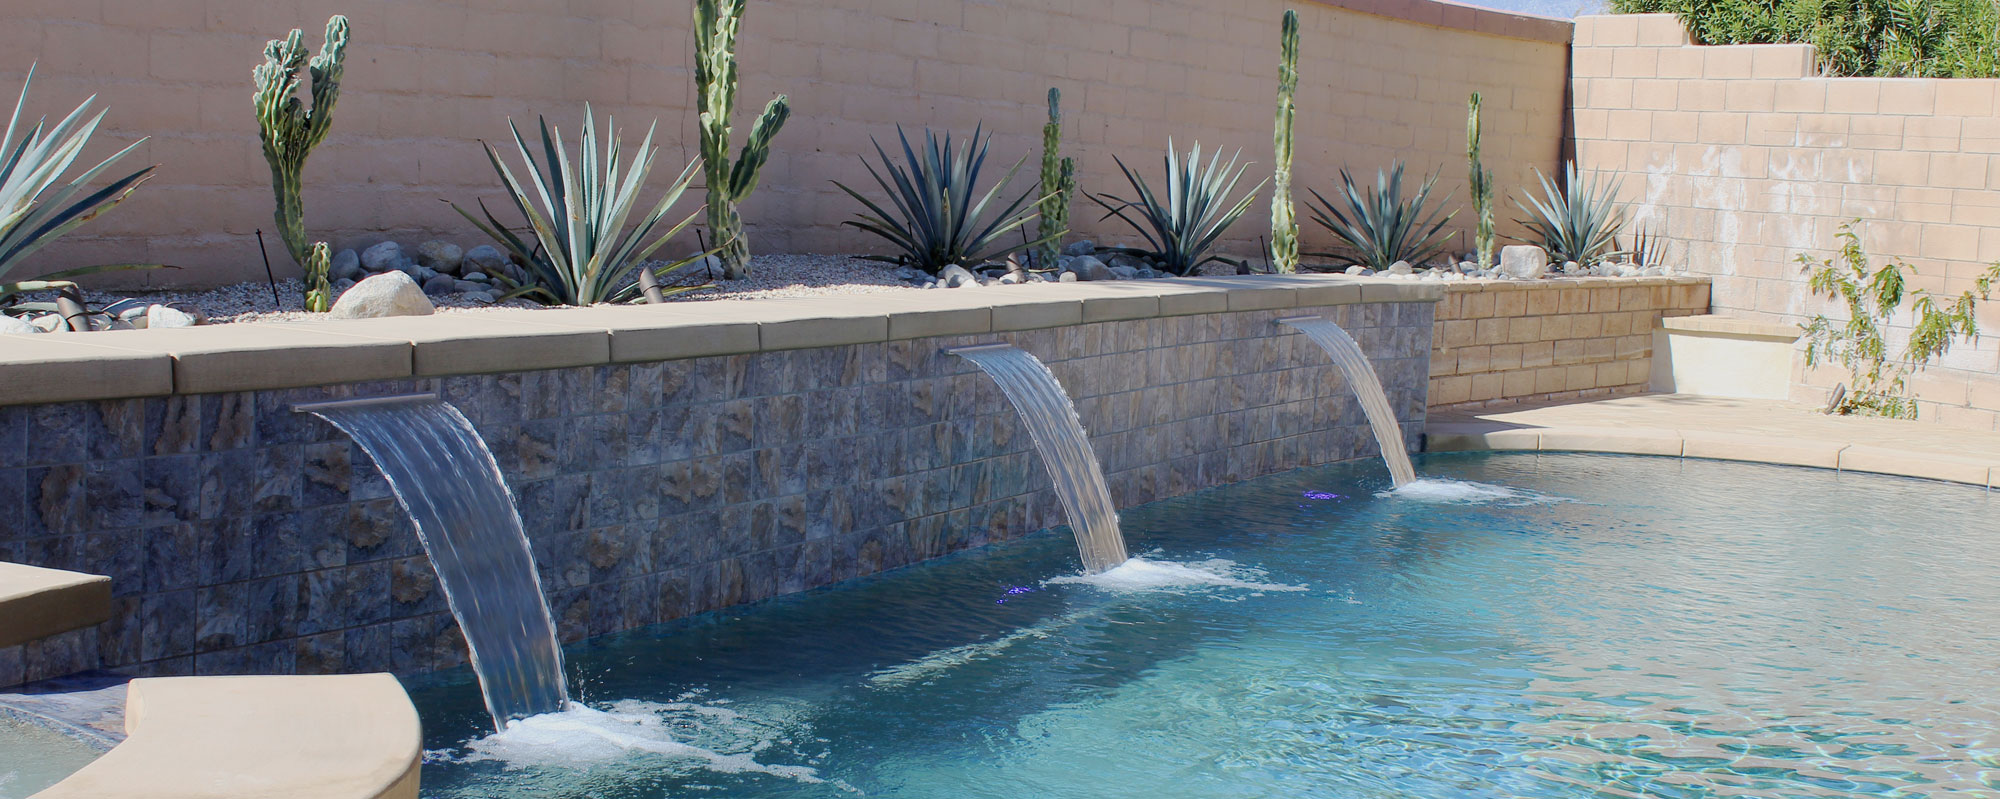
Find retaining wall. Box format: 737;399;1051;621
1426;275;1710;409
0;277;1439;687
1;0;1569;287
1572;13;2000;431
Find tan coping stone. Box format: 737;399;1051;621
667;296;890;351
0;336;174;406
861;294;995;340
1536;425;1686;456
1423;423;1541;451
273;315;611;377
0;562;111;649
1360;282;1447;304
1174;275;1297;311
36;673;421;799
84;325;413;394
1656;314;1801;340
1680;431;1845;469
1000;281;1168;323
1838;445;1997;487
468;306;760;363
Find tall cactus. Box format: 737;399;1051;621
1036;88;1076;269
1270;9;1300;273
1467;92;1496;270
696;0;790;280
254;16;347;312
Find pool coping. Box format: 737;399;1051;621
0;275;1444;406
1426;420;2000;488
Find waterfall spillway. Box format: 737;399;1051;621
298;394;569;730
1278;316;1417;487
949;344;1129;573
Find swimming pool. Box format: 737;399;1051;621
412;452;2000;797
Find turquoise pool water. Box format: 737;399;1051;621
414;452;2000;798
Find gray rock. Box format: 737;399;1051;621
467;290;497;304
453;279;488;294
330;271;435;319
939;264;979;288
1614;263;1643;278
1072;256;1114;281
1107;253;1148;271
462;271;489;283
1457;260;1479;273
894;266;924;282
415;266;439;282
1500;245;1549;280
30;314;64;332
394;260;423;279
360;241;405;273
0;314;36;334
1137;268;1161;279
1058;270;1079;283
1562;260;1581;274
1063;240;1095;257
146;304;197;329
997;271;1024;284
1642;265;1669;277
415;241;464;274
1109;265;1139;279
463;244;509;274
1386;260;1414;275
422;274;458;295
332;278;356;293
1344;265;1375;276
331;249;363;282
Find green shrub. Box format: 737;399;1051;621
1611;0;2000;77
1092;141;1264;276
1799;221;2000;418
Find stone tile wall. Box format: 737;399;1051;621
0;301;1432;687
1427;276;1709;409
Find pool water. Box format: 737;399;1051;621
413;452;2000;798
0;714;103;799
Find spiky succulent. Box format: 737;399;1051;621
1307;162;1457;271
1091;140;1264;276
834;125;1055;274
1514;163;1627;267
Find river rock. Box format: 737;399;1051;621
0;315;36;334
330;271;435;319
998;271;1024;284
1058;270;1079;283
1063;240;1095;257
360;241;405;273
463;244;509;275
415;241;464;274
1344;265;1372;276
1109;265;1139;280
1071;256;1114;281
422;274;458;295
331;249;363;282
145;304;197;329
1386;260;1414;275
935;264;976;288
1500;245;1549;279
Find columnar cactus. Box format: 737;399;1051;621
1468;92;1496;270
254;15;347;312
1037;87;1076;269
696;0;790;280
1270;9;1300;274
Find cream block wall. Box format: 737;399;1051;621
0;0;1569;288
1573;13;2000;432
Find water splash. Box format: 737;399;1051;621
1278;316;1417;486
428;699;825;786
1383;478;1564;505
301;395;568;730
1044;558;1308;594
949;344;1128;572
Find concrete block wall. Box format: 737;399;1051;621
0;0;1569;287
1572;13;2000;431
1427;276;1710;409
0;299;1434;687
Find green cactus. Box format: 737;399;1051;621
696;0;790;280
1036;88;1076;269
254;15;347;312
1468;92;1496;270
1270;9;1300;274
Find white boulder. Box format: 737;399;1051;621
1500;245;1549;280
329;271;436;319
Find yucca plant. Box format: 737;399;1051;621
1091;140;1264;276
0;66;155;310
451;108;709;306
1307;162;1456;271
1514;163;1628;267
834;125;1054;274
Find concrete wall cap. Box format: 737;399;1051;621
0;562;111;650
1657;314;1802;341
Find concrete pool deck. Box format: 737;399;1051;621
1425;393;2000;488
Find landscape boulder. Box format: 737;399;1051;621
415;241;464;274
329;271;436;319
1500;245;1549;280
360;241;405;273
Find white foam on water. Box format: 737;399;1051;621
1381;478;1563;505
1045;557;1309;594
866;618;1067;688
431;699;822;784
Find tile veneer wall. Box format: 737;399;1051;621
1426;276;1710;409
0;300;1433;687
1572;13;2000;431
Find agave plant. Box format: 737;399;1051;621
1090;140;1264;276
0;66;156;307
1307;162;1456;271
834;125;1053;274
1514;163;1628;267
452;108;709;306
